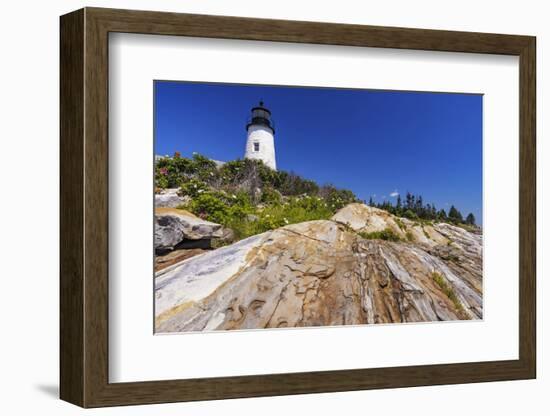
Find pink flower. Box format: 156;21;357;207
159;168;168;176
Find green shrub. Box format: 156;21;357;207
179;178;209;198
219;159;265;187
358;228;401;242
155;153;221;188
188;193;230;224
230;190;254;209
155;163;185;188
403;210;418;220
319;185;358;211
170;154;196;175
155;173;169;189
260;187;282;204
405;231;414;242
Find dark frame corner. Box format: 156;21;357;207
60;7;536;408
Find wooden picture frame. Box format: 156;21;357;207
60;7;536;408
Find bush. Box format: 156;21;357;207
219;159;264;184
260;187;282;204
170;154;196;175
179;178;209;198
319;184;357;211
155;153;221;188
359;228;401;242
188;193;230;224
403;210;418;220
155;163;185;188
155;173;169;189
278;172;320;196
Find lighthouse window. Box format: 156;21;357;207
254;142;260;152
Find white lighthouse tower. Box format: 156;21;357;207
244;101;277;170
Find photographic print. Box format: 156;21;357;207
154;81;483;334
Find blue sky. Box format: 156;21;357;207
154;81;482;222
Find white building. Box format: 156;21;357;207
244;101;277;170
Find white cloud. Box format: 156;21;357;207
389;190;399;198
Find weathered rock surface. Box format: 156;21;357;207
154;207;224;252
155;248;208;272
155;188;189;208
155;203;482;333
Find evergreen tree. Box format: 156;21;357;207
415;195;423;217
406;192;413;210
368;189;470;226
395;195;402;215
448;205;464;223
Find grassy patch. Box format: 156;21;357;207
455;223;480;233
394;218;406;231
431;272;464;314
405;231;414;242
422;226;431;240
183;192;334;242
358;228;401;242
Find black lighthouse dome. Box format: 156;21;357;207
246;101;275;133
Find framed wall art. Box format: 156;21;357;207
60;7;536;407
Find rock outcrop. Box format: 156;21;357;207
155;203;482;333
154;207;224;252
155;188;189;208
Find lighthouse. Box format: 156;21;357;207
244;101;277;170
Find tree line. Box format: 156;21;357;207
368;192;476;226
